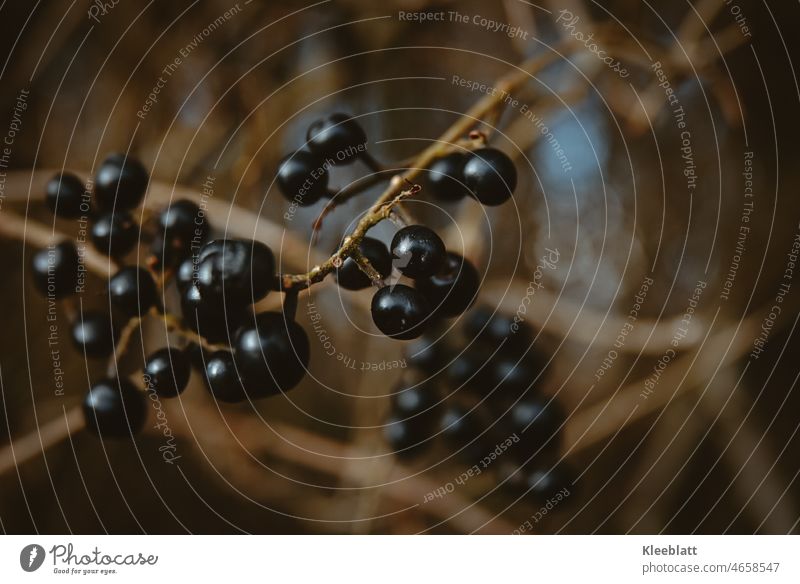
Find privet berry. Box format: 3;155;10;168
277;150;330;206
31;241;79;299
94;153;149;211
203;350;247;403
306;113;367;165
390;225;446;279
45;172;86;218
464;305;534;354
195;239;274;305
83;378;147;438
371;284;431;340
428;152;470;201
109;266;160;318
180;283;247;343
463;147;517;206
91;210;138;258
525;465;574;502
405;335;448;374
416;252;480;318
335;237;392;290
143;347;191;397
71;312;118;358
383;416;430;457
158;199;207;244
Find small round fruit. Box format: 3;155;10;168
390;225;446;279
417;252;480;318
428;152;470;201
444;350;489;390
195;239;274;304
335;237;392;290
234;312;310;396
487;352;548;403
83;378;147;438
525;465;575;502
383;415;430;458
94;153;149;211
31;241;79;299
180;284;247;343
405;335;448;373
463;147;517;206
71;312;118;358
109;266;160;318
91;210;138;257
45;172;86;218
175;257;196;292
505;397;564;451
159;199;207;241
438;405;485;460
143;347;191;397
464;305;534;354
276;150;329;206
306;113;367;164
204;351;247;403
371;284;431;340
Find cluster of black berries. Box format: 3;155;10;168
276;113;518;341
384;306;574;502
33;154;310;439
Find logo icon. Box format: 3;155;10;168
19;544;45;572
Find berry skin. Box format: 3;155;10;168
525;465;575;502
428;152;470;201
464;305;534;355
31;241;79;299
335;237;392;290
445;350;489;390
83;378;147;438
503;397;564;453
390;225;446;279
438;404;485;460
94;153;149;211
383;415;430;458
159;199;208;244
487;353;548;403
235;312;310;396
71;312;118;358
276;150;329;206
91;210;138;258
109;266;160;318
45;172;86;218
175;257;196;292
416;252;480;318
371;284;431;340
180;283;247;343
306;113;367;165
203;351;247;403
405;335;448;374
195;239;274;305
143;347;191;397
463;147;517;206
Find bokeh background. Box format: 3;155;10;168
0;0;799;534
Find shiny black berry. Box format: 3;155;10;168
405;335;448;373
438;404;485;459
175;257;196;292
180;283;247;343
203;351;247;403
390;225;446;279
159;199;207;244
31;241;79;299
71;311;118;358
336;237;392;290
94;153;149;211
371;284;431;340
463;147;517;206
144;347;191;397
445;350;489;390
234;312;310;396
276;150;329;206
428;152;470;201
306;113;367;165
417;252;480;318
109;266;160;318
525;464;574;502
195;239;274;305
487;352;548;403
504;396;564;452
383;415;430;458
83;378;147;438
91;210;138;257
45;172;86;218
464;305;534;354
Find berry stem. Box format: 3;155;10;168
350;248;386;288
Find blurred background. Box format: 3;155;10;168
0;0;799;534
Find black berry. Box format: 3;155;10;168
336;237;392;290
203;351;247;403
390;225;446;279
94;153;149;211
234;312;310;396
428;152;470;201
45;172;86;218
504;396;564;452
143;347;191;397
109;266;160;318
31;241;79;299
416;252;480;318
464;305;534;354
463;147;517;206
158;199;207;244
277;150;329;206
405;335;448;374
445;350;490;390
180;283;247;343
71;311;118;358
91;210;138;258
176;257;196;292
306;113;367;165
83;378;147;438
391;382;439;422
383;415;430;458
525;465;574;502
195;239;274;305
371;284;431;340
